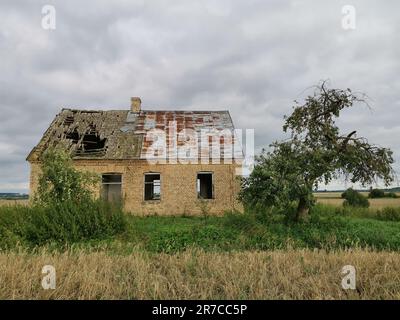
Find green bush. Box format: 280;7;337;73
386;192;398;198
0;148;127;249
35;148;99;206
368;188;398;198
2;205;400;252
376;207;400;222
26;200;126;246
342;188;370;208
368;188;385;198
0;200;127;248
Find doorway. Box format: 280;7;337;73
102;173;122;203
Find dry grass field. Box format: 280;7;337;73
1;193;399;300
2;194;400;209
0;248;399;299
3;195;399;209
315;192;400;209
0;199;29;206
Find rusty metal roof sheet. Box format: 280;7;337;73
27;108;241;161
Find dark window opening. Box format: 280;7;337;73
197;172;213;199
101;174;122;203
144;174;161;200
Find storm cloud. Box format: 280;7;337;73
0;0;399;192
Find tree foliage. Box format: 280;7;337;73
368;188;385;199
35;147;99;205
239;82;395;221
368;188;398;199
341;188;370;208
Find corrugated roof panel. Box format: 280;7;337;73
28;109;242;162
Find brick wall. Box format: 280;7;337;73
29;160;243;215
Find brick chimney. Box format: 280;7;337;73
130;97;141;113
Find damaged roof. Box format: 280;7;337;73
27;108;238;161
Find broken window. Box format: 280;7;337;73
144;173;161;200
101;174;122;203
197;172;213;199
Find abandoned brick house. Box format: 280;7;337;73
27;98;243;215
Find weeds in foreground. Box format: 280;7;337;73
0;200;127;249
1;203;399;253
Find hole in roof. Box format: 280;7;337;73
65;125;107;156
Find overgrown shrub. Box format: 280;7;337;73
342;188;370;208
386;192;398;198
0;200;127;249
0;148;127;249
376;207;400;222
25;200;126;246
35;147;99;206
341;188;353;199
368;188;398;198
368;188;385;198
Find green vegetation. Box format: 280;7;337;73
0;148;127;249
341;188;370;208
0;193;28;200
118;206;400;253
34;147;99;205
369;188;398;199
368;188;385;198
240;82;394;221
376;207;400;222
0;201;126;248
0;126;397;255
2;203;399;253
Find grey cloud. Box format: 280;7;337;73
0;0;399;192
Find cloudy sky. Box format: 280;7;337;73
0;0;399;193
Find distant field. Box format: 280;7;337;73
315;192;400;209
2;195;400;209
0;199;29;206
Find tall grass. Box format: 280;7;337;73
110;205;400;253
0;200;127;249
1;203;400;253
312;203;400;221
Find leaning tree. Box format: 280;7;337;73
239;82;395;221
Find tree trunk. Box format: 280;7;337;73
295;197;310;222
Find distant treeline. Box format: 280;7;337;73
316;187;400;193
0;193;29;200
